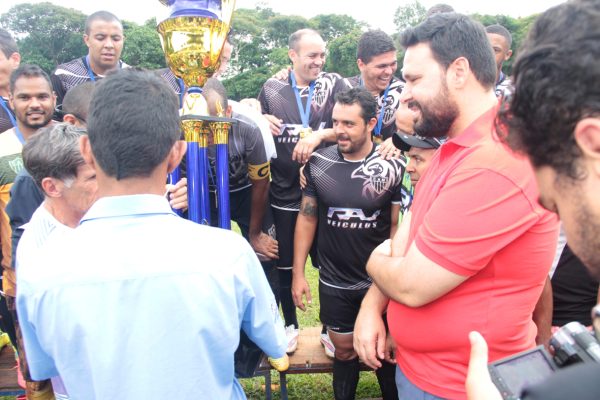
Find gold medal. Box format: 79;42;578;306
299;127;313;139
373;135;383;145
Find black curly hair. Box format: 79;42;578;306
499;0;600;180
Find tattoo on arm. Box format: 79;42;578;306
300;197;318;217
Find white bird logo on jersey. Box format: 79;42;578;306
351;157;398;199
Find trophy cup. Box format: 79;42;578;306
157;0;236;228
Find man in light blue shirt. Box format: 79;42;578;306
16;69;287;399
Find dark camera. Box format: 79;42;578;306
488;322;600;400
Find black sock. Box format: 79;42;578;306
279;287;298;328
333;357;360;400
278;269;298;328
375;361;398;400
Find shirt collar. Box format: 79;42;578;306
446;104;499;149
81;194;175;224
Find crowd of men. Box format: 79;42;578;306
0;0;598;399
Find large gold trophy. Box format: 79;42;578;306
157;0;235;227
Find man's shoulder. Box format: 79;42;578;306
262;77;289;90
389;77;405;92
53;57;86;75
344;75;360;88
312;144;341;161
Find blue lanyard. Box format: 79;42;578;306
177;78;185;108
84;55;96;82
290;72;315;128
359;76;391;137
0;97;24;144
0;96;16;128
84;56;122;82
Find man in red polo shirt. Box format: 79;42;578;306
353;12;559;399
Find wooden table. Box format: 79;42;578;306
0;345;25;396
256;327;372;400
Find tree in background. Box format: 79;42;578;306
0;2;166;73
393;0;427;32
121;18;166;70
1;2;538;100
0;2;86;73
325;29;361;78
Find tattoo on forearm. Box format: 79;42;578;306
300;199;317;217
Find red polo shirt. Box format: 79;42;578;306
387;106;559;399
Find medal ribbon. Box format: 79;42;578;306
290;72;315;129
359;76;391;137
0;97;24;144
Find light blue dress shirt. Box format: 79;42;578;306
17;194;287;399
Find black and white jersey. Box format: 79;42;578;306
495;72;513;99
259;72;350;211
0;97;15;134
345;75;404;140
158;68;184;99
51;57;128;106
304;144;410;289
207;111;268;193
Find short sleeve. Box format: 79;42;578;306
16;284;59;380
243;122;268;168
302;156;317;199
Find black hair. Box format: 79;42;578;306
356;30;396;64
87;69;180;180
426;4;455;17
85;11;122;35
485;24;512;49
500;0;600;180
335;87;377;123
9;64;52;93
401;13;496;90
0;28;18;59
62;81;96;123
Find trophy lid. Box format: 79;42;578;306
158;0;222;21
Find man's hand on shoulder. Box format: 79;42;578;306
293;132;323;164
263;114;283;136
376;137;402;160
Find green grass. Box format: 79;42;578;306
239;260;383;400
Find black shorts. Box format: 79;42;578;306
271;206;318;270
319;282;368;334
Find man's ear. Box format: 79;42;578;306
505;49;513;62
288;48;298;64
357;58;366;73
167;140;187;173
8;52;20;69
80;135;96;170
574;118;600;176
41;177;63;198
63;114;78;125
447;57;470;89
83;34;91;48
367;117;377;134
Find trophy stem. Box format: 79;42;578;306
198;146;211;225
186;142;201;223
216;142;230;229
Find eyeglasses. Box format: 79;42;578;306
54;104;87;124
